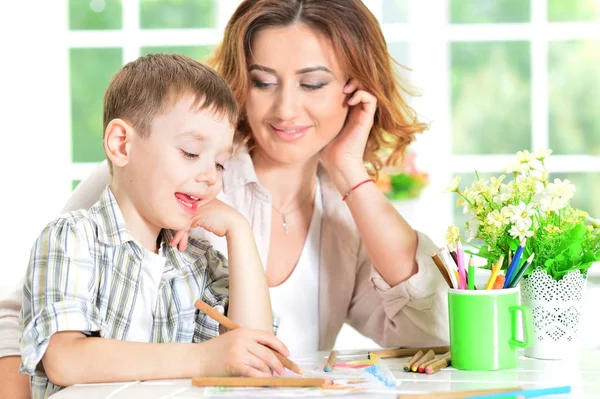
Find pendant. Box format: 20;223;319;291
282;214;288;234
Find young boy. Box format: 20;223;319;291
20;53;287;399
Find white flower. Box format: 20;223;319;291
445;225;460;245
527;159;545;172
494;184;514;204
539;196;568;212
533;149;553;161
486;209;508;228
502;159;527;174
445;177;461;193
517;150;532;163
508;224;534;240
547;178;576;201
466;219;480;242
508;201;537;225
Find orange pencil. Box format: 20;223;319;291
492;274;505;289
485;256;504;290
194;299;303;375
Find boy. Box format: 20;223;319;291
20;53;287;399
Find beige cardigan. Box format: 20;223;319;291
0;152;448;357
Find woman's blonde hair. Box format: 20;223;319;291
209;0;427;176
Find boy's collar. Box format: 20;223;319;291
94;187;136;247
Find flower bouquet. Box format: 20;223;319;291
376;151;429;201
445;149;600;359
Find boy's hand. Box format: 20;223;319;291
169;199;245;250
190;199;245;237
199;328;289;377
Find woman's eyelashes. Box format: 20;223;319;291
250;78;330;91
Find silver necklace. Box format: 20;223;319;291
271;188;315;234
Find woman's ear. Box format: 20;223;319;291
103;118;133;169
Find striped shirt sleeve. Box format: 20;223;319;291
20;216;104;374
194;247;230;342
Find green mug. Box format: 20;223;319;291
448;287;533;370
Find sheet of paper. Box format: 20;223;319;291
201;363;399;397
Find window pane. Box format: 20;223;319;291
548;0;600;22
72;180;81;191
549;40;600;155
451;42;531;154
69;0;122;30
71;48;123;163
382;0;409;23
140;46;214;62
450;0;531;23
552;173;600;218
140;0;217;29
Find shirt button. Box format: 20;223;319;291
214;305;225;315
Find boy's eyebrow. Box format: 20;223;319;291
249;64;333;75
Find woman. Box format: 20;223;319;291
0;0;448;395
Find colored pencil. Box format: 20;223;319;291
411;350;435;372
485;256;504;290
432;252;454;288
194;299;302;375
508;253;535;288
424;352;451;374
456;240;467;289
468;385;571;398
192;377;329;388
324;350;337;372
468;257;476;290
403;350;424;371
368;346;450;359
399;386;522;399
504;238;526;288
439;248;460;289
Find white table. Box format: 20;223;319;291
51;349;600;398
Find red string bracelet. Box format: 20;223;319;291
342;178;375;201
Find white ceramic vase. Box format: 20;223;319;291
520;268;587;360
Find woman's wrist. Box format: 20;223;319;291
327;162;371;196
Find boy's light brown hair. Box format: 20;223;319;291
103;53;238;169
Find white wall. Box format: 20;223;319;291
0;1;70;296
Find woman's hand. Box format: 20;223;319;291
320;78;377;192
321;78;377;169
170;199;244;251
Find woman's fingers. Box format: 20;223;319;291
347;89;377;108
343;78;360;94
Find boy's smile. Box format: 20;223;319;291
175;192;204;214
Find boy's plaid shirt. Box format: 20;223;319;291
20;187;231;398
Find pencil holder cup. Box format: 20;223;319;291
448;287;533;370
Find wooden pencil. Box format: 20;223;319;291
424;353;451;374
403;350;424;371
192;377;329;388
432;253;454;288
324;350;337;372
194;299;303;375
418;351;449;373
398;386;523;399
368;346;450;359
411;350;434;372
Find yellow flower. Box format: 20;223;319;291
445;177;461;193
445;225;460;245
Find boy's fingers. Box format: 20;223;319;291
254;332;290;357
177;232;190;251
249;343;284;376
237;364;272;378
